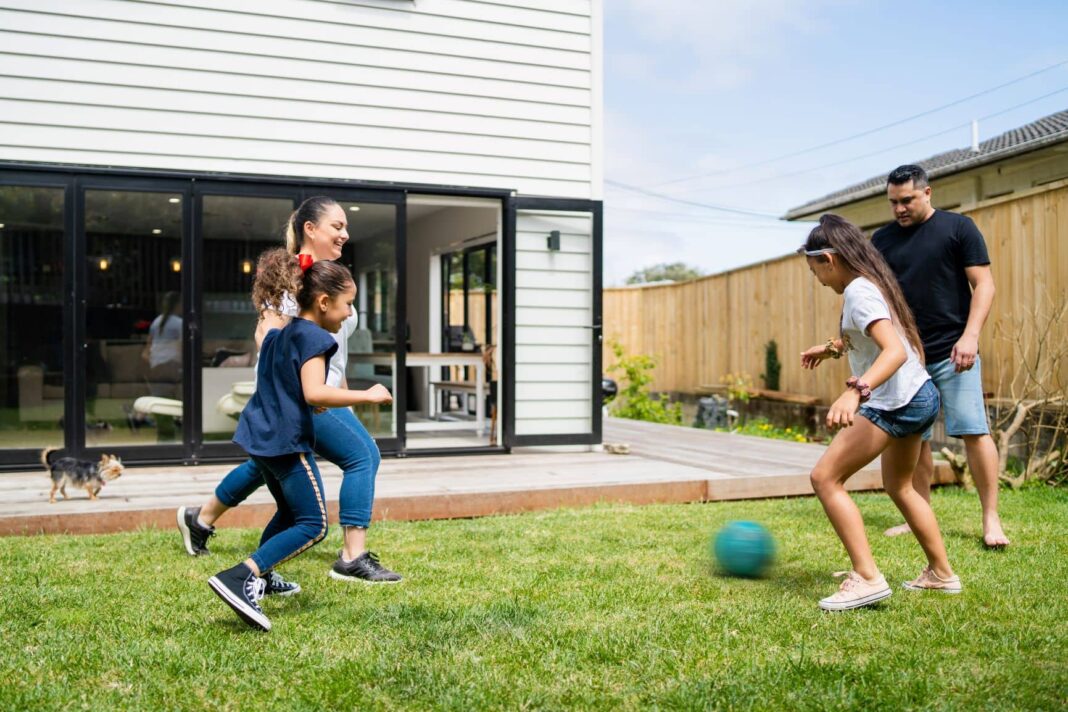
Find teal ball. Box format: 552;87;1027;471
713;521;776;577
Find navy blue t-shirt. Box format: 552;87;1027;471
872;210;990;363
233;318;338;457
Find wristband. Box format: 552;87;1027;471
845;376;872;403
825;339;843;359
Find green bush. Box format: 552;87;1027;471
716;416;813;443
607;341;682;425
762;339;781;391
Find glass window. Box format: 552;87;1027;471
84;190;183;446
0;185;65;449
340;200;397;438
201;195;294;442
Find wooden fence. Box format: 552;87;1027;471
603;180;1068;405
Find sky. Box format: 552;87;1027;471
602;0;1068;285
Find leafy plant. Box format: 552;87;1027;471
715;417;813;443
719;372;754;403
607;341;682;425
762;339;782;391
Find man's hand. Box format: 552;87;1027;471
826;389;861;430
950;334;979;373
801;344;832;370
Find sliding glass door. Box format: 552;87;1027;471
0;180;67;462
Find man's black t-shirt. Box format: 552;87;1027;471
872;210;990;363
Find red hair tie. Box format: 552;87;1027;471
297;254;314;272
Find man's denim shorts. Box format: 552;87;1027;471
859;380;940;439
922;355;991;440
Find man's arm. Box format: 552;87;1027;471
952;264;995;372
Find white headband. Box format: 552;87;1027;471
803;248;837;256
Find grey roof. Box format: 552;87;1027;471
784;109;1068;220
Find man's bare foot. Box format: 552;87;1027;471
883;523;912;537
983;517;1010;548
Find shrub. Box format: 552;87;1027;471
607;341;682;425
762;340;781;391
719;372;754;404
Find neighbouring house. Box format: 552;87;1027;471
0;0;604;470
784;110;1068;225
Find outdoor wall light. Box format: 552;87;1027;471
547;230;561;251
171;258;181;273
152;228;162;235
98;257;110;271
0;223;5;229
349;205;361;212
241;259;253;274
168;198;180;204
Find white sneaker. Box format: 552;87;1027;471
903;566;962;594
819;570;892;611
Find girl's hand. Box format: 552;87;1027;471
826;389;860;429
363;384;393;405
801;344;831;369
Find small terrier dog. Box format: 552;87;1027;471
43;448;124;503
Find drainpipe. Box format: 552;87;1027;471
971;119;980;153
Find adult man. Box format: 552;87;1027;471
872;164;1009;548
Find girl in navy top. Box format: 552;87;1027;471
208;260;392;631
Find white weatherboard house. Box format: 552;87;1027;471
0;0;603;469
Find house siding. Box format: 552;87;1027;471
0;0;598;198
514;209;593;436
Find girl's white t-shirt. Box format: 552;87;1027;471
265;291;358;389
841;277;930;411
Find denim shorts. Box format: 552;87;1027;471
922;355;991;440
859;380;940;439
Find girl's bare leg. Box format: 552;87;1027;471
810;417;892;580
199;495;230;528
881;434;954;578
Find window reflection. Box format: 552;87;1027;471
0;185;65;449
84;190;183;446
201;195;294;442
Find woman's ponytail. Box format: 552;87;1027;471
285;196;339;255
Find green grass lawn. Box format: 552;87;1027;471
3;486;1066;711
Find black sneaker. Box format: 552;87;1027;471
177;506;215;556
264;570;301;597
329;551;402;584
208;562;270;631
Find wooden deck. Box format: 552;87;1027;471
0;418;953;536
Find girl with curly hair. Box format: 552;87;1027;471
179;196;402;591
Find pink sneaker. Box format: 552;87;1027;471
903;567;962;594
819;571;892;611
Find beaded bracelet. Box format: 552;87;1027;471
845;376;872;403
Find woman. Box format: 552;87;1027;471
178;196;400;588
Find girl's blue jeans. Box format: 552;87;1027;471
217;407;382;545
249;452;328;574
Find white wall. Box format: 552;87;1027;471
514;209;593;436
0;0;601;198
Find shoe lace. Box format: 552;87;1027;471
245;574;267;603
832;570;859;592
364;551;384;572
